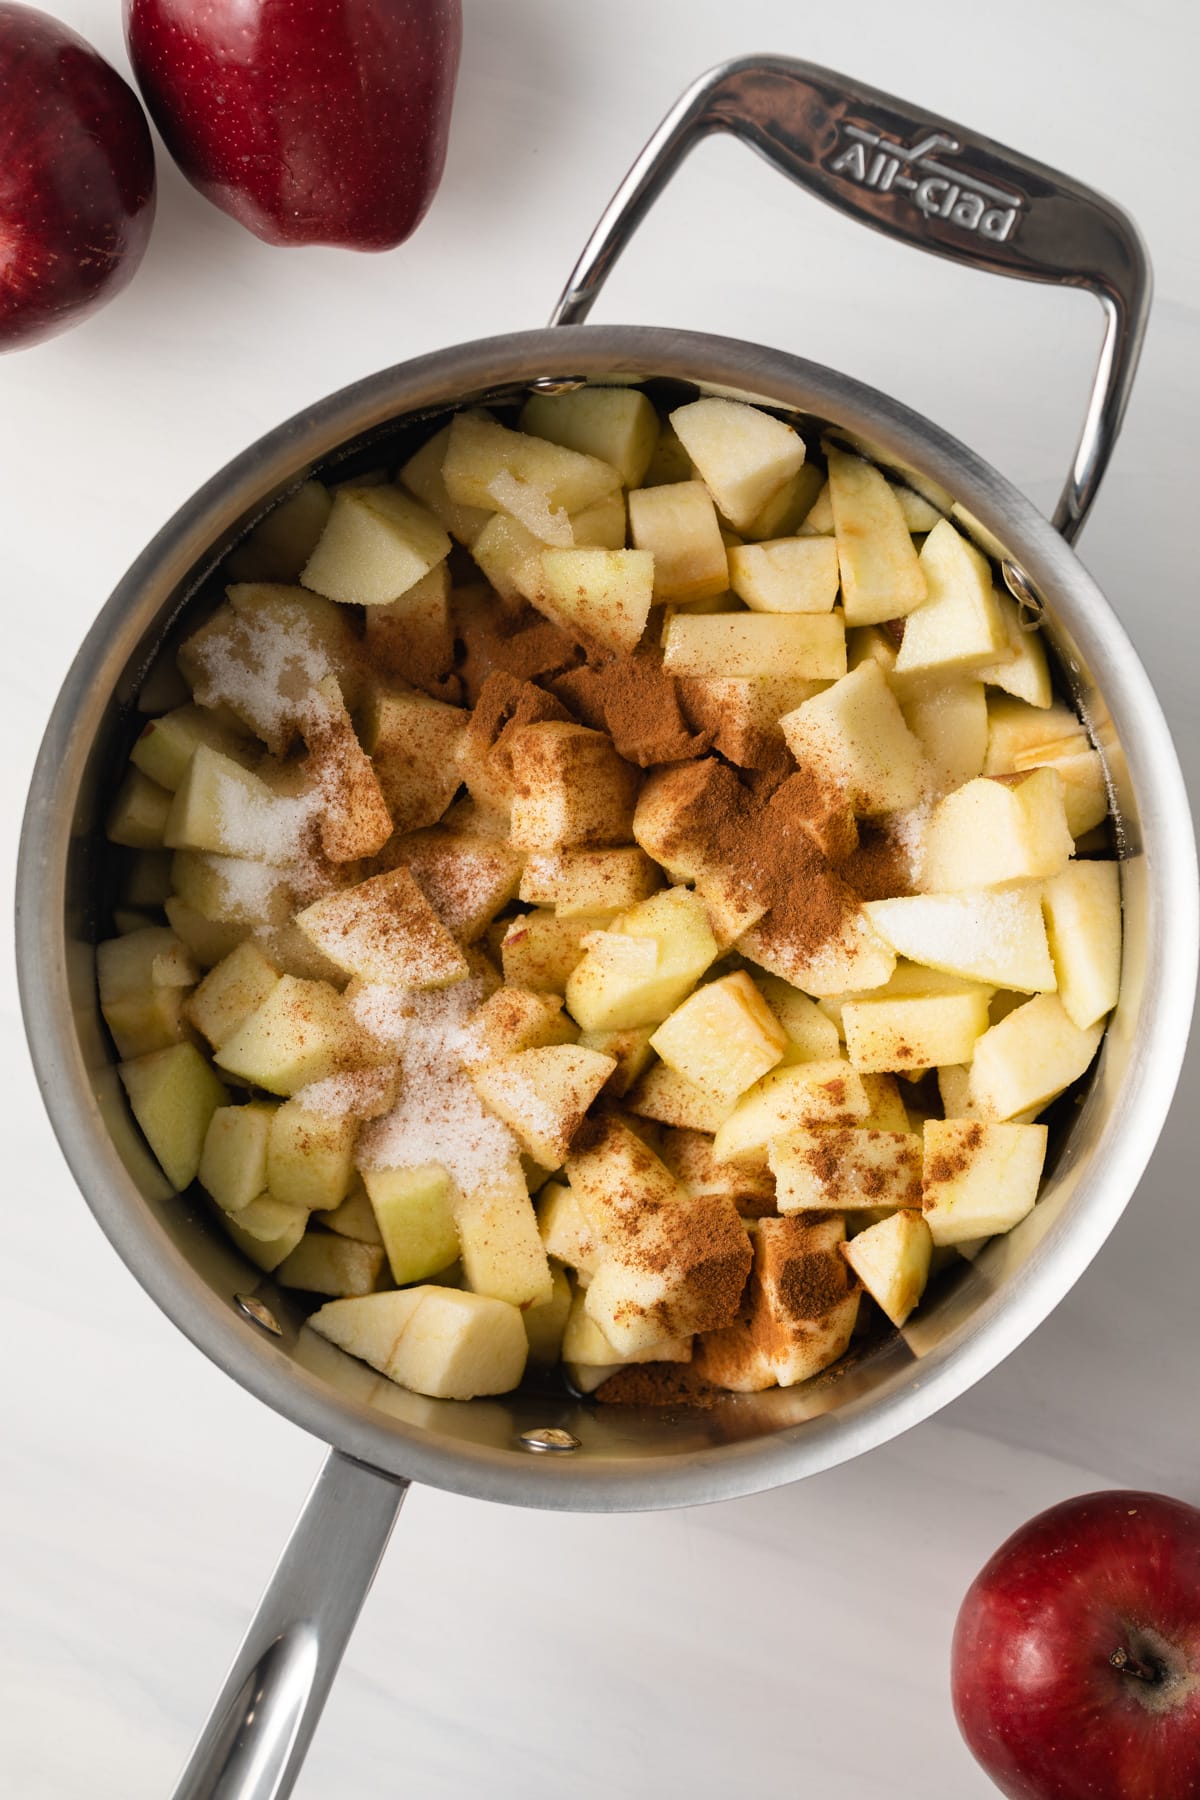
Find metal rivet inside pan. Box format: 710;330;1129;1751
520;1427;581;1453
234;1293;282;1336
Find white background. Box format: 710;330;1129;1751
3;2;1199;1795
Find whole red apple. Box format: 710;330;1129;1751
0;3;155;350
125;0;461;250
952;1490;1200;1799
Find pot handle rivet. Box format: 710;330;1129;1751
520;1427;582;1453
233;1292;282;1336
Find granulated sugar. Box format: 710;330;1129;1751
346;982;411;1048
188;603;342;752
357;972;519;1191
295;1067;399;1120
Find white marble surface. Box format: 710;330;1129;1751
2;3;1198;1794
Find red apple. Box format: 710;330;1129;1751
952;1490;1200;1799
0;3;156;351
124;0;461;250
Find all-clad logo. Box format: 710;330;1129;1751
826;123;1023;242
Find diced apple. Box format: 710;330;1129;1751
737;903;897;998
165;746;306;864
893;521;1007;677
107;767;171;848
389;825;523;943
220;1193;309;1271
742;462;825;541
561;1285;691;1390
400;423;493;546
468;511;546;605
900;681;988;793
799;479;834;534
179;587;361;753
266;1101;357;1210
101;984;192;1059
442;409;621;515
534;547;654;653
984;694;1087;773
130;703;253;792
357;682;466;833
360;1163;461;1286
295;868;467;989
453;1161;553;1309
678;673;824;767
662;610;846;681
712;1059;871;1163
922;1118;1047;1245
627;480;728;600
842;991;991;1072
889;483;943;532
968;993;1105;1120
655;1129;775;1217
199;1100;275;1213
648;971;787;1106
470;1044;617;1167
119;1042;229;1190
825;443;927;626
226;480;334;584
97;926;197;1000
576;1026;655;1098
769;1126;921;1212
518;846;661;920
506;722;639;852
846;624;899;674
308;1286;428;1370
500;909;599;994
842;1209;932;1325
277;1231;384;1297
387;1287;529;1399
693;1213;859;1391
214;976;388;1096
727;537;839;614
670;398;806;532
457;986;576;1069
315;1182;384;1246
753;975;842;1061
520;386;660;489
820;960;998;1041
570;489;626;549
974;590;1052;707
484;467;575;546
185;940;281;1049
860;1071;915;1132
170;851;293;927
300;483;451;606
164;897;250;969
538;1179;603;1278
523;1262;573;1364
565;887;719;1031
780;660;928;814
919;768;1073;892
1042;861;1121;1029
865;890;1056;992
1012;742;1110;838
568;1119;751;1354
627;1062;736;1133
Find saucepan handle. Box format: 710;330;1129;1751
549;54;1150;546
171;1449;408;1800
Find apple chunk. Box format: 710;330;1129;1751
781;660;929;815
119;1042;229;1190
277;1232;383;1297
627;480;728;600
842;1209;932;1325
842;991;991;1073
894;521;1007;677
442;409;621;515
1042;861;1121;1029
506;722;639;852
469;1044;617;1168
727;537;840;613
712;1059;871;1163
769;1126;922;1213
693;1213;860;1391
198;1101;275;1213
865;890;1056;993
185;940;281;1049
300;484;451;606
214;976;388;1095
267;1101;356;1211
661;611;846;681
453;1163;554;1311
220;1194;309;1272
520;386;660;489
358;683;466;833
670;398;806;532
825;443;927;626
922;1118;1048;1245
295;868;467;989
919;768;1073;891
565;887;720;1031
361;1163;461;1286
648;971;787;1106
968;993;1105;1121
534;548;654;653
311;1286;529;1398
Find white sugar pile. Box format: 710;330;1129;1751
357;972;519;1192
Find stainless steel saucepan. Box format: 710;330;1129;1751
16;56;1197;1800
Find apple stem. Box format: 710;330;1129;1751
1110;1647;1162;1684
